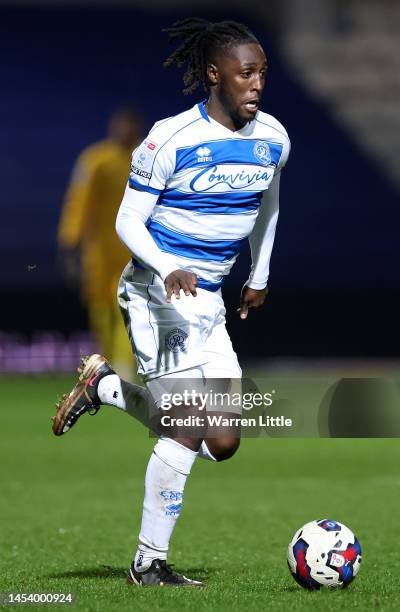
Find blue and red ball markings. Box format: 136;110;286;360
327;539;362;587
290;539;321;590
317;519;342;532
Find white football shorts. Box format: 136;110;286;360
117;262;242;383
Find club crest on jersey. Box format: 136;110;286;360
196;146;213;163
253;141;271;165
165;328;188;353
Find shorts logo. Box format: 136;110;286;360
165;328;188;353
146;141;157;150
253;141;271;165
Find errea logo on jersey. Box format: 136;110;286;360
196;146;213;163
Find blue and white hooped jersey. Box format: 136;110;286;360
129;101;290;291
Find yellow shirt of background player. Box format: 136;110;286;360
58;139;133;304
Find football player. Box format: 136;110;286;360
53;18;290;587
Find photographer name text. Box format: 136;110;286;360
160;414;292;428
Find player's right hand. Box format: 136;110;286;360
164;270;198;303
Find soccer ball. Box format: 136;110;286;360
287;519;362;589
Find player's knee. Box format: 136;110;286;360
212;437;240;462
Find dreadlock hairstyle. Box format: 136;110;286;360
163;18;259;95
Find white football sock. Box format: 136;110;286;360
97;374;152;428
134;437;197;572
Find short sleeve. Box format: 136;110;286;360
128;132;175;195
275;135;291;175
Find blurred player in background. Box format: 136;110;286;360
53;19;290;587
58;108;143;380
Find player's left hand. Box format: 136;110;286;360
237;285;268;319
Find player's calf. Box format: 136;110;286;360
205;436;240;461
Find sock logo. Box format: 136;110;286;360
113;391;119;399
160;491;183;517
165;502;182;517
160;490;183;501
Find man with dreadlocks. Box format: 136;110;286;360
52;18;290;587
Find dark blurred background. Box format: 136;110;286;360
1;0;399;372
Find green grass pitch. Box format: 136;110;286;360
1;374;400;611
